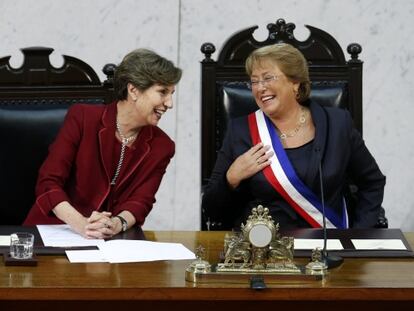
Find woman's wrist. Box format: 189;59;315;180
114;215;128;232
53;201;88;235
226;169;240;189
112;216;124;233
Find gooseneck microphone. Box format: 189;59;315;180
318;161;344;269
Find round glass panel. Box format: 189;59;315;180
248;224;272;247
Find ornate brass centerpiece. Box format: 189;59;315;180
186;205;327;285
218;205;299;273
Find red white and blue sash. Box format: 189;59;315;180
248;110;348;229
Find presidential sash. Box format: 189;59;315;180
248;110;348;229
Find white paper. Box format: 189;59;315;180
294;238;344;250
37;224;105;247
0;235;10;246
65;250;107;263
351;239;407;250
98;240;196;263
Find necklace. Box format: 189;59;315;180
279;107;307;140
116;120;137;145
110;120;138;185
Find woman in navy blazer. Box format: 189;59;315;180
24;49;182;238
202;43;385;229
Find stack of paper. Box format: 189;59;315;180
36;224;195;263
294;238;344;250
37;224;104;247
66;240;196;263
351;239;407;250
0;235;10;246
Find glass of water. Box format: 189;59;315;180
10;232;34;259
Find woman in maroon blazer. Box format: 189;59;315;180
24;49;182;238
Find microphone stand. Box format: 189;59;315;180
319;162;344;269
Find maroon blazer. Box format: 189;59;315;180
24;102;174;226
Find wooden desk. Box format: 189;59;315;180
1;231;414;311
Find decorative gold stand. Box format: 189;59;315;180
186;205;327;285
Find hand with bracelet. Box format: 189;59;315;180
85;211;134;238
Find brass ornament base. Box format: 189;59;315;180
185;264;324;284
186;206;329;285
216;262;302;273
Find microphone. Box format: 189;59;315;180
318;161;344;269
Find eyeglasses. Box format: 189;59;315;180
249;75;280;89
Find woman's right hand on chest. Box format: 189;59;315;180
226;143;273;189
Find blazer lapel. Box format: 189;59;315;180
98;103;117;184
305;102;328;186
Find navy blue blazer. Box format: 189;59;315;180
202;101;386;229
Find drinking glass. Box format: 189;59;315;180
10;232;34;259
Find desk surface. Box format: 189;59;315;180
1;230;414;310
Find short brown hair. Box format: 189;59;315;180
245;43;310;103
114;49;182;100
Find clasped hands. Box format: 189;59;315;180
84;211;122;239
226;142;273;189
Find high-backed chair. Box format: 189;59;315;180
200;18;387;230
0;47;116;225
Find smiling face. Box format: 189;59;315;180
129;83;176;126
250;59;300;119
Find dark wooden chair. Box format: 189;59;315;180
200;18;387;230
0;47;116;225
